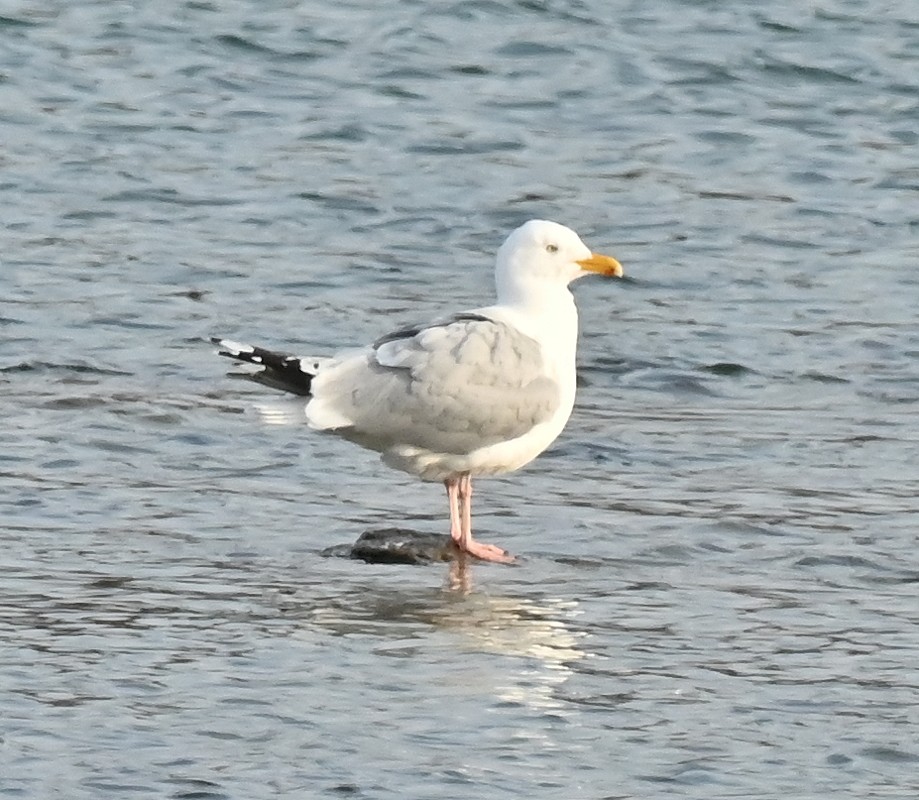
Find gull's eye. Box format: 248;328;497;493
546;244;558;254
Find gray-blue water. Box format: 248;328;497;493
2;1;918;797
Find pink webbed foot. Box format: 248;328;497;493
458;539;516;564
444;473;515;564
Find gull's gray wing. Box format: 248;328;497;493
307;314;561;454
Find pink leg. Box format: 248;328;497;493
444;473;514;564
444;476;462;543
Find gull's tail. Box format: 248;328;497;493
211;337;319;396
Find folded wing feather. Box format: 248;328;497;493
306;315;560;454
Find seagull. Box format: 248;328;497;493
213;220;623;563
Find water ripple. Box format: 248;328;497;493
1;1;917;798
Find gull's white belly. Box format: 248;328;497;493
380;401;574;482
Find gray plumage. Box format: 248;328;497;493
308;314;561;455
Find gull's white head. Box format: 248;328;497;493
494;219;623;305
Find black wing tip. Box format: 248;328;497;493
210;336;314;396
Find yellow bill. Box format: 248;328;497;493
577;252;623;278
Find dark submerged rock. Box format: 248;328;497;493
323;528;457;565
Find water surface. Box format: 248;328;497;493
2;1;917;798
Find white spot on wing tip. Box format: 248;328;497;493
218;339;255;355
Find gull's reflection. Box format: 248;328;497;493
441;565;585;711
303;562;586;712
